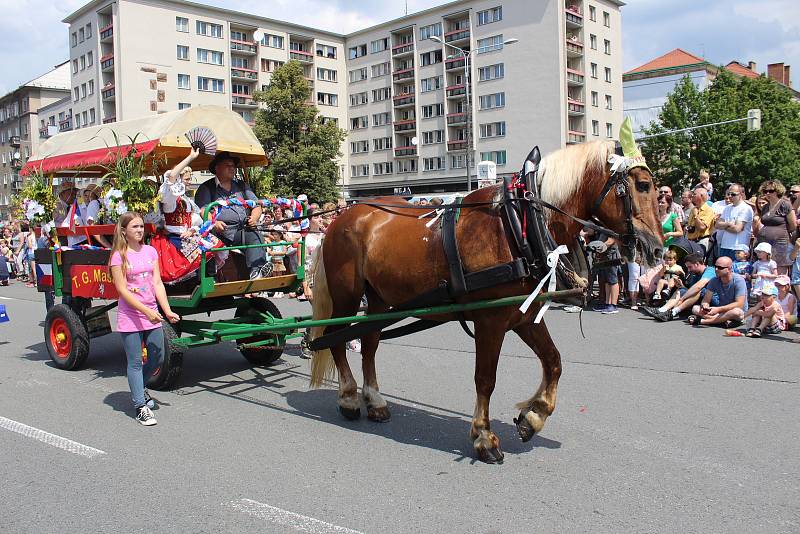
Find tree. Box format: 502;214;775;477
641;70;800;196
252;61;346;203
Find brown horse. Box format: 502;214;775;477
309;140;663;463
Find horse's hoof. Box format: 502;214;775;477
338;405;362;420
367;406;391;422
478;447;504;464
514;414;536;442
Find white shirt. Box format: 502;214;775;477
67;199;101;247
159;177;201;234
719;201;754;250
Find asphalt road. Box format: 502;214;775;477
0;282;798;533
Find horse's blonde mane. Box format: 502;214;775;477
537;140;615;208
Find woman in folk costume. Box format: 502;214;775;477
150;147;224;283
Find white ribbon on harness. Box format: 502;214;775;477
519;244;569;323
608;153;628;174
419;208;446;228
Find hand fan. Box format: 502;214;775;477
184;126;218;156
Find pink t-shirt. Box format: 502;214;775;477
110;245;160;332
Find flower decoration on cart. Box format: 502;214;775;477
11;169;56;231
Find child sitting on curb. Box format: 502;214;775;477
775;275;797;330
743;285;784;337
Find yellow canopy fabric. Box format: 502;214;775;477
23;105;267;176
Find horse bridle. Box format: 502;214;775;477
589;144;638;259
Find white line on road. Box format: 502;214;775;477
228;499;364;534
0;296;15;300
0;416;106;458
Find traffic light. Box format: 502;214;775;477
747;108;761;131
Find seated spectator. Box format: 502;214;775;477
688;256;748;327
653;250;685;301
775;275;797;329
751;242;778;297
644;253;715;321
686;186;716;253
743;285;784;337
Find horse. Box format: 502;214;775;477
309;140;663;463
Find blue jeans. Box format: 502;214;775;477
121;328;164;408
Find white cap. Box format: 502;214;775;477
754;242;772;255
297;194;308;202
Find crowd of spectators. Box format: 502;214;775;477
586;172;800;339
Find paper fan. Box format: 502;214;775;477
185;126;218;156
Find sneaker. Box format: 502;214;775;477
249;267;262;280
653;310;673;322
143;390;156;409
641;306;658;318
592;303;608;312
136;406;157;426
347;339;361;353
601;305;619;314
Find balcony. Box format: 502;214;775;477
100;54;114;72
59;117;73;132
394;146;418;157
444;27;470;44
393;93;415;108
447;140;468;151
445;56;466;71
103;116;116;124
392;43;414;57
446;112;467;126
102;84;116;101
232;94;257;108
567;68;585;86
567;130;586;144
392;67;415;82
230;39;258;55
289;49;314;63
99;23;113;42
565;8;583;28
566;40;584;57
446;84;466;98
231;67;259;81
393;119;416;132
568;98;585;115
9;136;20;147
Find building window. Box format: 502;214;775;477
351;164;369;178
590;63;598;78
88;80;94;95
603;11;610;27
178;74;190;89
316;44;337;58
197;76;224;93
589;6;596;21
604;39;611;55
373;137;392;150
590;34;597;50
349;44;367;59
261;59;284;72
87;51;93;66
373;112;391;126
592;120;599;136
72;59;78;74
421;103;444;118
606;122;613;138
478;92;505;110
177;45;189;60
197;48;224;65
477;6;502;25
80;83;87;99
317;92;338;106
79;28;85;42
350;140;369;154
350;116;368;130
349;67;368;82
591;91;598;107
419;50;442;66
73;87;79;102
479;121;506;138
75;114;81;128
397;159;417;173
196;21;223;38
178;103;191;110
370;38;389;54
478;63;504;82
451;154;466;169
420;76;443;92
259;34;283;48
373;162;393;175
605;94;612;110
477;35;504;54
79;55;85;70
372;87;391;102
350;91;368;106
316;68;337;82
419;23;442;40
176;17;189;32
371;62;390;78
71;32;77;47
85;23;92;39
231;57;249;68
604;67;612;82
232;83;251;95
421;130;444;145
423;157;445;171
480;150;507;165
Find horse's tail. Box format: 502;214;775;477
309;243;336;388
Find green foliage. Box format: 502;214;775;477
641;70;800;196
98;131;163;217
242;166;273;198
11;167;56;226
252;61;346;203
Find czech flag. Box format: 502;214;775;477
36;263;53;288
60;199;82;232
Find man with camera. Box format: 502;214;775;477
686;186;716;253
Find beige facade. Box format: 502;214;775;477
61;0;623;197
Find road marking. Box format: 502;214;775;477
0;416;106;458
0;296;14;300
228;499;364;534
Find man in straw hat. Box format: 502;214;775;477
194;151;268;279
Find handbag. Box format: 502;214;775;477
637;264;665;295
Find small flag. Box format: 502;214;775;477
60;199;82;232
35;263;53;288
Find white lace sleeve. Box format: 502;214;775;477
159;174;179;214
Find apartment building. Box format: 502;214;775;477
60;0;623;198
0;62;71;218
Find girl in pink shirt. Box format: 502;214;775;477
109;212;180;426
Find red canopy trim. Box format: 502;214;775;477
21;139;161;176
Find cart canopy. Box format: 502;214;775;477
22;105;267;176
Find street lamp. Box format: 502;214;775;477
431;35;517;192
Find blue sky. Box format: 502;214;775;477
2;0;799;95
